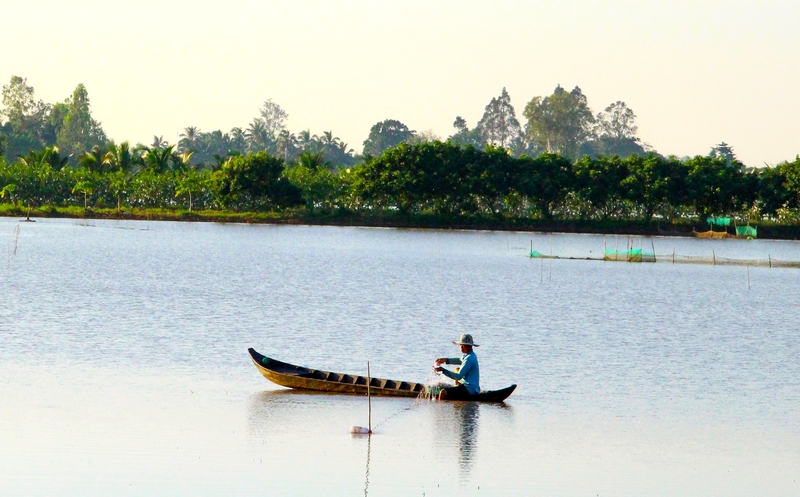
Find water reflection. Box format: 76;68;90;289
434;401;481;481
363;434;371;497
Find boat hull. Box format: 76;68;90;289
248;348;516;402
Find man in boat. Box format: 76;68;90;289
434;334;480;400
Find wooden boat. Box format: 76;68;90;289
248;348;516;402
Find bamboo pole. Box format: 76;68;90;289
367;361;372;434
651;239;656;263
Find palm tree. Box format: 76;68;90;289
78;145;111;173
178;127;201;153
142;145;179;173
229;127;246;152
45;146;71;170
337;141;354;155
106;142;138;173
297;150;331;170
246;119;270;152
211;153;230;171
205;130;231;158
320;130;339;148
297;130;319;152
18;149;50;169
175;151;193;172
151;135;168;148
277;130;298;162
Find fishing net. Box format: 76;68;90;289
603;248;656;263
707;217;732;226
736;226;758;238
694;230;732;239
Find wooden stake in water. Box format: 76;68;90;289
747;265;751;290
651;239;656;262
367;361;372;434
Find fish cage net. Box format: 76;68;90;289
532;249;800;269
603;249;656;263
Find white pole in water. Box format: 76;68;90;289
747;265;751;290
367;361;372;434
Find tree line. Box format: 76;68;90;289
1;75;799;226
2;140;800;225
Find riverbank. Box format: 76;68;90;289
3;204;800;240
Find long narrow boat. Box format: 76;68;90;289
248;348;516;402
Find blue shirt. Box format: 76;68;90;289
440;350;480;395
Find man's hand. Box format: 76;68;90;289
433;366;444;372
434;358;446;365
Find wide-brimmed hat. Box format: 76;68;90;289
453;334;479;347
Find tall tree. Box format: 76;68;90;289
362;119;414;156
276;130;298;162
259;99;289;139
475;88;522;148
523;85;594;159
585;101;646;158
448;116;482;147
1;76;52;157
709;142;737;166
56;83;107;158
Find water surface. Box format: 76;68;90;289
1;219;798;496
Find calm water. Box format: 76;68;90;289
1;218;799;496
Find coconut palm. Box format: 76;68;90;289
229;127;246;152
277;130;298;162
320;131;339;148
337;141;354;155
178;127;201;153
297;130;319;152
142;145;179;173
78;145;111;173
246;119;270;152
106;141;138;173
18;147;69;170
297;150;331;170
151;135;168;148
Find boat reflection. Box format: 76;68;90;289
432;400;514;481
434;401;480;481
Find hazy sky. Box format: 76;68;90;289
3;1;799;165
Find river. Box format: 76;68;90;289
1;218;798;496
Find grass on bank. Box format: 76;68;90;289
1;203;799;240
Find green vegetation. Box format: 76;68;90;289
2;75;800;238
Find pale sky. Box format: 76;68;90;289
2;0;799;165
